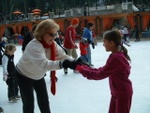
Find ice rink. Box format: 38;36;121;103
0;39;150;113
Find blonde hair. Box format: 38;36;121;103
4;44;16;54
34;19;60;40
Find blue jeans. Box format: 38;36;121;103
80;55;88;62
86;46;91;64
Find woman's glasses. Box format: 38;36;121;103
47;33;57;37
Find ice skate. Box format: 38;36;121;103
9;97;17;103
64;68;68;75
0;107;4;113
15;95;21;100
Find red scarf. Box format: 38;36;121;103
40;40;56;95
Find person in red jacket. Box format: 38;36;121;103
63;18;80;74
76;30;133;113
79;38;89;63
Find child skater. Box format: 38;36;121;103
79;38;89;63
118;28;130;46
2;44;20;102
75;30;133;113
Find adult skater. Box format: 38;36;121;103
15;19;81;113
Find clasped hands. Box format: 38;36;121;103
61;57;90;70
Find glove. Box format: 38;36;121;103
87;39;95;49
75;57;90;67
91;42;95;49
87;39;92;44
3;74;8;81
62;60;80;70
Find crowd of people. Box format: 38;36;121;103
0;18;134;113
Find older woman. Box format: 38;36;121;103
15;19;77;113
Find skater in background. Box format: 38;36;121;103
63;18;80;58
118;28;130;46
79;38;89;63
54;32;62;46
54;32;67;81
63;18;81;74
54;32;67;54
0;37;7;65
75;30;133;113
57;31;64;44
18;34;23;45
22;24;37;52
14;19;80;113
92;30;97;46
123;25;128;42
82;22;95;66
134;24;140;41
2;44;20;103
127;26;131;42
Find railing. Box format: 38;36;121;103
142;29;150;38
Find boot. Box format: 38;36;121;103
0;107;4;113
64;68;68;75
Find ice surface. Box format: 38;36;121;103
0;40;150;113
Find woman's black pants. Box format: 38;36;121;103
15;70;51;113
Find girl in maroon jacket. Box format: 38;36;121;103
76;30;133;113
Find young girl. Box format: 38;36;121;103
76;30;133;113
2;44;20;102
79;38;89;63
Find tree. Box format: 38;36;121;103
0;0;149;22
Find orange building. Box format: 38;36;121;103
0;12;150;40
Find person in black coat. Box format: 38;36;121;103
0;37;7;65
134;24;140;41
22;25;37;52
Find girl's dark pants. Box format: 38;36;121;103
6;76;18;99
15;70;51;113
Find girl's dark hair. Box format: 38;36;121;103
104;30;131;62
